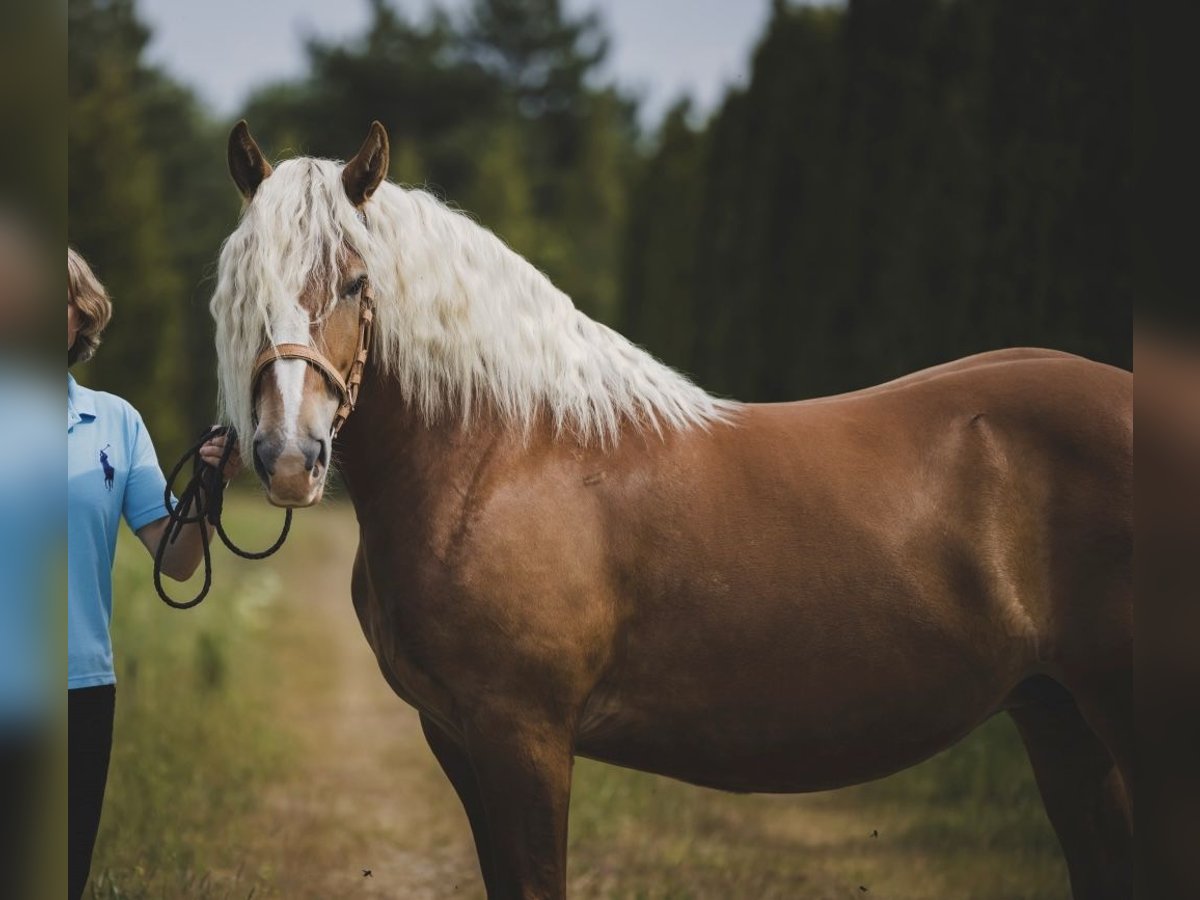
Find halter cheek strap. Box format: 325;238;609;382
251;283;375;439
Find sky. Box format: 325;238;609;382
137;0;778;128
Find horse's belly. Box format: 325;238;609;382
575;684;999;793
574;598;1023;794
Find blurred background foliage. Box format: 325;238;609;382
68;0;1129;461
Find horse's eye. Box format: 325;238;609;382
346;275;368;296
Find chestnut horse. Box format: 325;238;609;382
212;122;1132;899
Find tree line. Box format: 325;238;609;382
624;0;1129;400
68;0;1130;461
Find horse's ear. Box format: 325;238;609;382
228;120;272;200
342;121;390;207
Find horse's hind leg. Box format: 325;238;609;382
420;714;498;894
1009;684;1132;900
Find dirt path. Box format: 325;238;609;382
257;504;482;899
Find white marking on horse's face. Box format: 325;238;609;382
273;359;306;443
266;309;316;442
252;304;338;507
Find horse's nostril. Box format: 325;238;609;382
302;440;322;473
253;438;273;479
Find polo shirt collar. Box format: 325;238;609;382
68;373;96;431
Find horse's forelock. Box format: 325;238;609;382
211;158;374;457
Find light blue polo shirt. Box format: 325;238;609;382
68;374;170;689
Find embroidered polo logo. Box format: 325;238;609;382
99;445;115;491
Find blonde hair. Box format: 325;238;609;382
68;246;113;366
211;157;731;447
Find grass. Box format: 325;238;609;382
568;718;1067;899
86;497;1069;899
88;497;295;900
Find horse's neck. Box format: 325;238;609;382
335;371;506;523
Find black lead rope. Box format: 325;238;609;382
153;425;292;609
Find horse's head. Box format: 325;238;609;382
215;120;390;507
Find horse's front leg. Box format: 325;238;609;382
420;714;499;893
462;708;574;900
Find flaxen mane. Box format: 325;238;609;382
211;157;730;449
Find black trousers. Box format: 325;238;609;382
68;685;115;900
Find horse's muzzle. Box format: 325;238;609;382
253;431;327;507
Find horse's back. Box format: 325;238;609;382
800;346;1083;404
784;348;1128;423
749;351;1130;494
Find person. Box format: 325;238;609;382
67;247;240;899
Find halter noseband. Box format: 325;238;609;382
251;281;376;440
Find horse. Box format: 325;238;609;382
211;121;1132;900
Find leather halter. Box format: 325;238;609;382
251;282;375;439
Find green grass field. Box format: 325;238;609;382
87;497;1067;899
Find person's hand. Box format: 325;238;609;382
198;429;243;481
